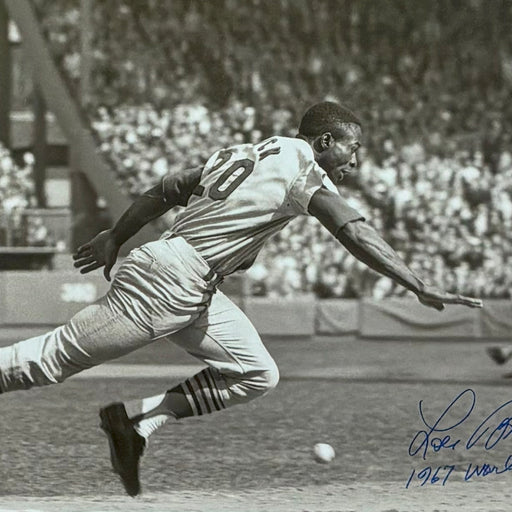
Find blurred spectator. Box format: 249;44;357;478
0;144;52;247
26;217;51;247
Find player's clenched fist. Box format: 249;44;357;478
72;229;120;281
416;286;483;311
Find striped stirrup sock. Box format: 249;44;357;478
180;367;230;416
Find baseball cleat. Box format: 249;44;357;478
486;347;509;366
99;402;146;497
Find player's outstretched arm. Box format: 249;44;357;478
73;165;203;280
337;220;482;310
308;187;482;311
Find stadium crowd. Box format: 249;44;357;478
90;101;512;299
10;0;512;297
0;144;53;247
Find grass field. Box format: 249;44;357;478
1;334;512;511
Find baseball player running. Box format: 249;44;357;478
0;102;482;496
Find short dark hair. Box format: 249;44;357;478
299;101;361;138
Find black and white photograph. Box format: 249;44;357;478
0;1;511;510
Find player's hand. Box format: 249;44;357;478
416;286;483;311
72;229;120;281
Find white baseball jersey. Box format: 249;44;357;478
161;136;362;276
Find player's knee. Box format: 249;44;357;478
0;347;56;391
0;331;81;392
244;359;280;398
261;359;280;393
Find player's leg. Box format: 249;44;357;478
120;290;279;439
0;241;211;393
0;294;154;393
90;238;223;496
101;290;277;495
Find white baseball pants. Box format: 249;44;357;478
0;237;279;412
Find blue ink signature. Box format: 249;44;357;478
405;455;512;488
465;454;512;480
408;388;512;460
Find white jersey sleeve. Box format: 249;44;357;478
287;141;339;215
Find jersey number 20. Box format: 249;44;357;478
208;152;254;200
208;139;281;200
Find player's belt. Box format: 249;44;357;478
204;268;224;287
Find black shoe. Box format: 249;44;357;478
99;402;146;497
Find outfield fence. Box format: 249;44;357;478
0;271;509;339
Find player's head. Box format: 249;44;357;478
297;101;362;184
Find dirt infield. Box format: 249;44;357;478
0;480;510;512
1;336;512;511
